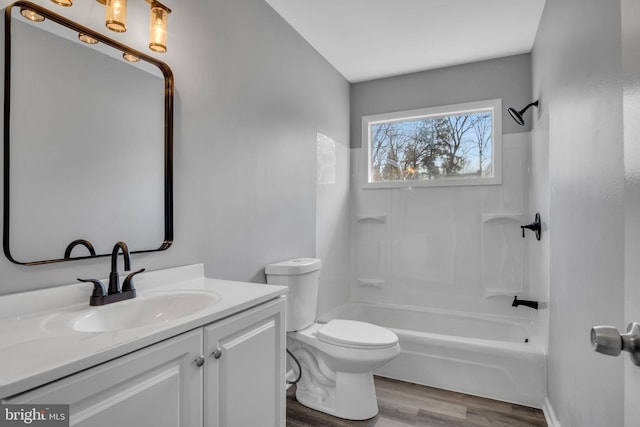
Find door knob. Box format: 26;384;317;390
591;322;640;366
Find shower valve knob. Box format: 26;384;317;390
591;322;640;366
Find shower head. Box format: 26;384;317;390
507;100;539;126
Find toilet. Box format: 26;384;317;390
265;258;400;420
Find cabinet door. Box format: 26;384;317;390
204;297;285;427
5;329;204;427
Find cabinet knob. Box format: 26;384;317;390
211;348;222;359
194;355;206;367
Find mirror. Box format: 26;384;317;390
3;1;173;265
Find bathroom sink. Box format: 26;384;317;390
46;290;220;333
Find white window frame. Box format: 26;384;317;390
362;99;502;189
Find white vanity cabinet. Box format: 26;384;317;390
204;296;286;427
3;297;286;427
4;329;204;426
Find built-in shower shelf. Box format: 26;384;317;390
481;212;525;297
357;278;385;289
484;287;523;298
356;214;386;223
481;212;524;223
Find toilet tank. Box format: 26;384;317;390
265;258;321;332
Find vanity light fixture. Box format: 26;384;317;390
105;0;127;33
122;52;140;62
63;0;176;53
20;7;45;22
78;33;99;44
146;0;171;53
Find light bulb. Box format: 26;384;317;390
50;0;72;6
20;8;45;22
123;52;140;62
78;33;98;44
148;1;171;53
105;0;127;33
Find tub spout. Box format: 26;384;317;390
512;296;539;310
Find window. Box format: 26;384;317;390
362;99;502;188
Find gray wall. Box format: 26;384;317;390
350;53;533;149
532;0;625;425
0;0;349;294
191;0;350;283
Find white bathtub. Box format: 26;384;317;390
318;302;546;408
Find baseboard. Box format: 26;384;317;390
542;396;560;427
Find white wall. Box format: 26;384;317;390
532;0;625;425
0;0;350;295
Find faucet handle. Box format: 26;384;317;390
520;213;542;240
122;268;145;292
78;278;107;297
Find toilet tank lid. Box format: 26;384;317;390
265;258;321;275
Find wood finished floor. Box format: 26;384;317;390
286;377;547;427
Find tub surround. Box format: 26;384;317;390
349;133;535;319
0;264;287;399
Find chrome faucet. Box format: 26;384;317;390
78;241;145;306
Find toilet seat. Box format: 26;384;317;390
317;319;398;349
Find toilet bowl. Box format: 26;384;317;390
265;258;400;420
288;320;400;420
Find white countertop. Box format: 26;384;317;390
0;264;287;399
